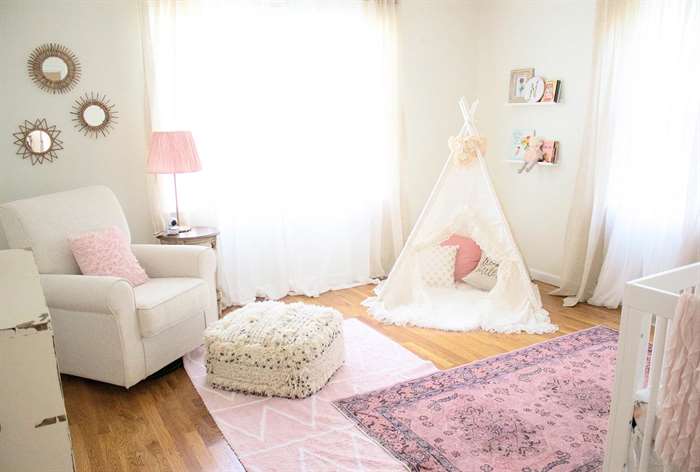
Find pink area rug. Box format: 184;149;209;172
333;326;619;472
184;318;437;471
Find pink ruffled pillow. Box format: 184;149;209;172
68;226;148;286
440;234;482;280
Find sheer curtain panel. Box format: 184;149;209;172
553;0;700;308
141;0;403;306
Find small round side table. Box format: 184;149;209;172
156;226;223;317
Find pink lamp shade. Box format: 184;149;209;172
147;131;202;174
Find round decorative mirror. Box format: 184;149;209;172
27;43;81;94
13;119;63;165
41;56;69;82
25;130;53;154
84;105;107;126
71;92;118;138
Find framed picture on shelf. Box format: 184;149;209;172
508;68;534;103
541;80;561;103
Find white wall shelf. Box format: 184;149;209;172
504;159;559;167
505;102;560;107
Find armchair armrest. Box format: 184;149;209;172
40;274;135;315
40;273;145;388
131;244;216;279
131;244;219;326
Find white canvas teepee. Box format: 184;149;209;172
364;98;557;334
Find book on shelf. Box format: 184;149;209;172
541;80;561;103
541;140;559;163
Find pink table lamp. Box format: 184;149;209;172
147;131;201;233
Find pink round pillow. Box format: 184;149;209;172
440;234;482;280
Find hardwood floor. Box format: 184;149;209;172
61;282;620;471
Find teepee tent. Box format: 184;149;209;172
364;98;556;334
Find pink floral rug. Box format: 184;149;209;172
184;318;437;471
333;326;618;472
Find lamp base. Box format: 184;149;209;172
178;225;192;233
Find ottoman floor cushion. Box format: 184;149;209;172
203;301;345;399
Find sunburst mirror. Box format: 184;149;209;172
13;119;63;165
27;43;81;94
71;92;118;138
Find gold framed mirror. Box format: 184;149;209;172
71;92;118;138
13;119;63;165
27;43;81;94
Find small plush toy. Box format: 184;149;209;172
519;136;543;173
449;135;487;166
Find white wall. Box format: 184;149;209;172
1;0;476;250
0;0;476;250
474;0;597;282
0;0;152;248
398;0;478;236
0;0;596;283
398;0;596;282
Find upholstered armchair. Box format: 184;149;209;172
0;186;218;388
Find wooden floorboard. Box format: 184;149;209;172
61;282;620;471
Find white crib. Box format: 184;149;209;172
603;262;700;472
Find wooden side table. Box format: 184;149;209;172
156;226;223;317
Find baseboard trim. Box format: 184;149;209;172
529;269;561;287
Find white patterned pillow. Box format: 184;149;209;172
419;245;458;288
462;254;499;291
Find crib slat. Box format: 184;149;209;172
604;306;649;472
635;312;652;392
639;315;669;472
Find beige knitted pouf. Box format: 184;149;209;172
203;301;345;399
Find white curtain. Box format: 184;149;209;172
141;0;403;306
553;0;700;308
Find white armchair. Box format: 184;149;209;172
0;186;218;388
